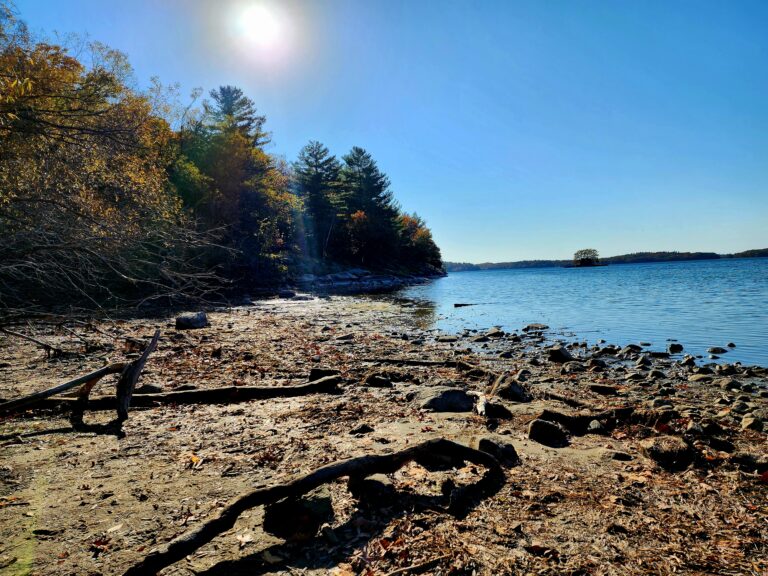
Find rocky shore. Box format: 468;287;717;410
0;295;766;575
289;267;443;295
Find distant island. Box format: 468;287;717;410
444;248;768;272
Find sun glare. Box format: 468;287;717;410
233;2;290;59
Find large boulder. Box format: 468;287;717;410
492;374;532;403
528;419;569;448
547;345;574;363
175;312;208;330
418;388;475;412
475;437;520;468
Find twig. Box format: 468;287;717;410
385;554;451;576
0;327;63;358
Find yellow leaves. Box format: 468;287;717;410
187;453;204;470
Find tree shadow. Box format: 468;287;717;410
0;419;125;441
198;472;505;576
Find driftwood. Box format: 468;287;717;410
16;375;343;412
0;327;64;357
122;438;504;576
0;364;126;415
0;331;160;426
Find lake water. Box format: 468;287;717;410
395;258;768;367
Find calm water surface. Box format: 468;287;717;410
395;258;768;366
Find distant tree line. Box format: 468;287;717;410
0;5;442;314
445;249;768;272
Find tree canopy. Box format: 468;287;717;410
0;3;442;313
573;249;600;266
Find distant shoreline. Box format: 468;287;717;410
444;249;768;273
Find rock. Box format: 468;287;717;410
701;419;725;436
731;401;750;414
493;375;532;403
547;345;574;363
587;419;606;434
668;343;684;354
727;342;736;348
679;356;696;369
309;367;341;381
363;373;393;388
278;288;296;298
263;486;334;541
350;423;374;435
471;335;489;343
636;355;652;368
175;312;208;330
730;452;768;473
648;369;666;380
481;400;513;419
688;374;712;383
516;369;532;381
437;335;458;343
522;323;549;332
620;344;642;356
599;449;633;462
134;383;163;394
639;436;694;471
476;437;520;467
348;474;394;502
485;327;505;338
562;362;586;374
714;378;740;391
708;347;728;354
589;384;618;396
527;419;569;448
741;417;763;432
418;388;474;412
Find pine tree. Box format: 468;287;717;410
206;85;269;146
293;141;341;260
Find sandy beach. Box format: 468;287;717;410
1;295;766;575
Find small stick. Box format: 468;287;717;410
0;327;63;358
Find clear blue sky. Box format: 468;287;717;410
15;0;768;262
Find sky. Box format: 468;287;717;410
14;0;768;263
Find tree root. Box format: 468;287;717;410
122;438;504;576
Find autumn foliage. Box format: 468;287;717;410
0;5;442;314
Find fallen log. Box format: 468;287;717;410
69;330;160;426
122;438;503;576
0;331;160;425
0;364;126;415
11;375;344;412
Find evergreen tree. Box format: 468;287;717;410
293;141;341;260
205;85;269;146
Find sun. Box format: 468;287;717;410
235;3;287;53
